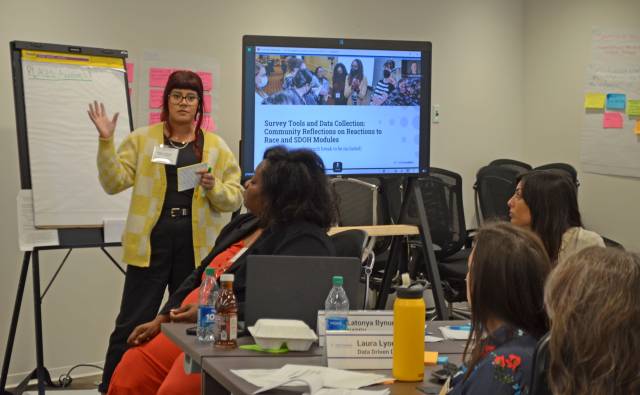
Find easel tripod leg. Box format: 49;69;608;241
0;252;31;394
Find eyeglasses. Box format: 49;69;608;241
168;92;199;105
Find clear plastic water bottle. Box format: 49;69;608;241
325;275;349;330
197;267;218;342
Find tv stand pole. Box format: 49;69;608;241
375;177;448;319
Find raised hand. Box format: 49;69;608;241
88;101;119;139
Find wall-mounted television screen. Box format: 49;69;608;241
241;35;431;177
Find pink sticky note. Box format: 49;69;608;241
202;115;216;131
197;71;213;91
149;112;162;125
603;112;623;128
149;89;164;109
203;95;212;113
149;67;173;88
126;63;134;83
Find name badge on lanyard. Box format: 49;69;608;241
152;144;179;165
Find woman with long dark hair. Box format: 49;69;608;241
88;70;243;392
330;62;348;105
449;222;551;395
507;170;604;263
545;247;640;395
106;146;336;395
344;59;368;105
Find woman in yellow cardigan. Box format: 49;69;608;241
88;70;242;392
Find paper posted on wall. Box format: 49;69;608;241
17;190;58;251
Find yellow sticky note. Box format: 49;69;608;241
635;120;640;135
585;93;606;109
628;99;640;117
424;351;439;365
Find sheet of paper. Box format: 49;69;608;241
425;335;444;343
149;89;163;109
232;364;389;391
103;218;126;243
603;112;624;128
254;373;323;394
149;112;161;125
204;94;212;113
628;99;640;116
177;162;208;192
439;326;470;340
313;390;390;395
17;190;59;251
197;71;213;91
606;93;626;110
126;62;134;83
584;93;605;109
149;67;173;87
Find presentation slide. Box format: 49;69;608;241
245;44;427;176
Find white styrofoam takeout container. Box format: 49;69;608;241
248;319;318;351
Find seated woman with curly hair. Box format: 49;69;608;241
107;146;336;395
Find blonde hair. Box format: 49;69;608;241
544;246;640;395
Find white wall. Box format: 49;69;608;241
523;0;640;251
0;0;526;383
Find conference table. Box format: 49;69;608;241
162;320;468;395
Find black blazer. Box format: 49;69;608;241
159;213;335;315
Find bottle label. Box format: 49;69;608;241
326;316;348;330
198;306;216;326
229;315;238;340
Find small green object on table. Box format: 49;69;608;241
239;343;289;354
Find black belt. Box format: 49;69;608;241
162;207;190;218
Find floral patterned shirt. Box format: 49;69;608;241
448;325;537;395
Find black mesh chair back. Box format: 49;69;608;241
330;229;368;260
533;162;579;188
331;178;380;227
489;158;533;174
474;165;523;224
407;168;466;260
530;333;552;395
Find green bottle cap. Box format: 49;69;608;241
205;267;215;277
332;275;344;286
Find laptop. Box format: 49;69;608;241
244;255;362;330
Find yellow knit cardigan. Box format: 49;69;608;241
97;123;243;267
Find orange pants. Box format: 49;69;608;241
107;288;200;395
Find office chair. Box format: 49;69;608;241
530;333;552;395
330;178;389;307
533;162;579;188
489;158;533;174
330;229;368;260
406;168;472;318
330;229;371;308
474;164;524;225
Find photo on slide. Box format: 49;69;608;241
254;54;421;107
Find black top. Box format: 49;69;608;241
159;213;336;315
162;131;204;209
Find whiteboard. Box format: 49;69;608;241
20;49;132;227
580;28;640;178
